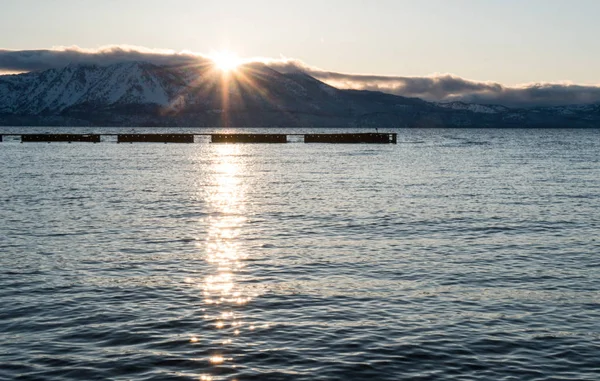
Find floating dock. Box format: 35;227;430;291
2;133;397;144
117;134;194;143
211;134;287;143
20;134;101;143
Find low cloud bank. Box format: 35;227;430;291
313;71;600;108
0;45;208;72
2;46;600;108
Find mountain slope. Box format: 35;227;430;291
1;61;599;127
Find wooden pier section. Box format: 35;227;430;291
305;133;396;144
117;134;194;143
20;134;101;143
2;133;397;145
211;134;287;143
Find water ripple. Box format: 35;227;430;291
1;128;600;380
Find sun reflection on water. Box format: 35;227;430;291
194;144;253;373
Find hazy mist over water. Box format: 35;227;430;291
1;128;599;380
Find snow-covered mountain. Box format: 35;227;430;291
1;61;599;127
0;61;342;117
0;62;177;114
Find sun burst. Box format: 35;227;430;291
210;50;241;72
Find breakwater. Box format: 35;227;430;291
2;133;397;144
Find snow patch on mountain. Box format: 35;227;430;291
436;101;509;114
0;62;173;114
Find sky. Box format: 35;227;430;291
2;0;600;106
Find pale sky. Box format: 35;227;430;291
1;0;600;85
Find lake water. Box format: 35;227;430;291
1;128;599;380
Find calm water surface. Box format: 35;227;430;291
1;128;599;380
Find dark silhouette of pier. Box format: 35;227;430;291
117;134;194;143
305;133;396;144
1;133;397;144
20;134;101;143
211;134;288;143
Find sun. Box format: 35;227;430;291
210;50;241;72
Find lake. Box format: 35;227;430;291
1;128;599;380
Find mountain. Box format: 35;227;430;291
1;61;600;127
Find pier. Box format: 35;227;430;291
1;133;397;144
117;134;194;143
20;134;101;143
305;133;396;144
211;134;287;143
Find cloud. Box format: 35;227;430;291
2;46;600;108
283;65;600;108
0;45;208;72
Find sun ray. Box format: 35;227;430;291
163;57;300;125
210;50;241;73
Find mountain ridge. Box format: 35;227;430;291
1;61;599;127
